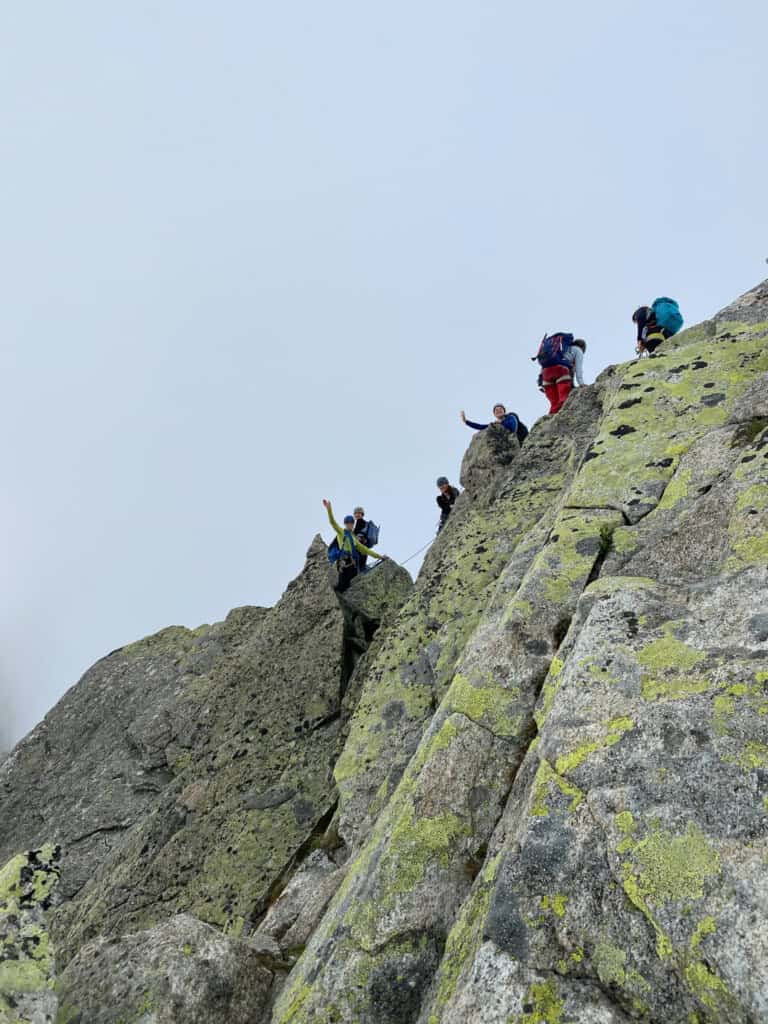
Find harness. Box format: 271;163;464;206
543;369;573;384
338;528;360;569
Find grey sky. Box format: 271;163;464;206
2;1;767;749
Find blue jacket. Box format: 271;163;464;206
465;412;519;433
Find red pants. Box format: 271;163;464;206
541;365;572;415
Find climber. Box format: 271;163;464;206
353;506;369;571
436;477;460;532
323;500;387;592
533;332;575;415
460;405;529;444
566;339;587;387
633;297;684;354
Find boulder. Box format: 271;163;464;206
459;422;520;501
339;558;414;627
56;914;273;1024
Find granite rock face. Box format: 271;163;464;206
0;538;413;971
274;281;768;1024
2;280;768;1024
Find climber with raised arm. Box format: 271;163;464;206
323;500;387;592
633;298;683;355
436;477;460;532
460;405;528;444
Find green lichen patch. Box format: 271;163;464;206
530;760;584;817
513;978;565;1023
636;629;710;702
689;916;716;953
642;674;711;702
622;823;721;909
615;811;636;835
683;960;734;1015
445;673;521;738
737;741;768;770
540;893;568;918
657;468;693;510
380;804;469;898
554;716;634;776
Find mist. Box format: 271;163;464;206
2;0;767;752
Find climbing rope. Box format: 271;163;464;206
366;537;434;573
398;538;434;566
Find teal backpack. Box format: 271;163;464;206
652;297;683;336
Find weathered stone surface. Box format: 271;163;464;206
1;538;412;968
275;281;768;1023
54;538;411;960
56;914;273;1024
459;422;520;500
3;279;768;1023
333;380;610;851
338;558;414;629
0;845;60;1024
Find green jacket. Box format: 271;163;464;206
327;505;382;560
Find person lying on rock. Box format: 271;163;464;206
436;477;460;533
460;405;528;443
323;500;387;592
633;298;683;355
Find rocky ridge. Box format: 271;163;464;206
1;279;767;1023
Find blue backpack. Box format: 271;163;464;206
651;297;683;336
328;530;359;566
365;520;380;547
536;332;574;368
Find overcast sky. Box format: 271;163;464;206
1;1;766;750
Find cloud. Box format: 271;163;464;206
0;680;19;760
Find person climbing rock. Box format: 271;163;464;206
323;499;386;592
436;477;460;532
533;332;575;415
460;405;528;444
633;298;683;354
353;506;369;571
566;338;587;387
